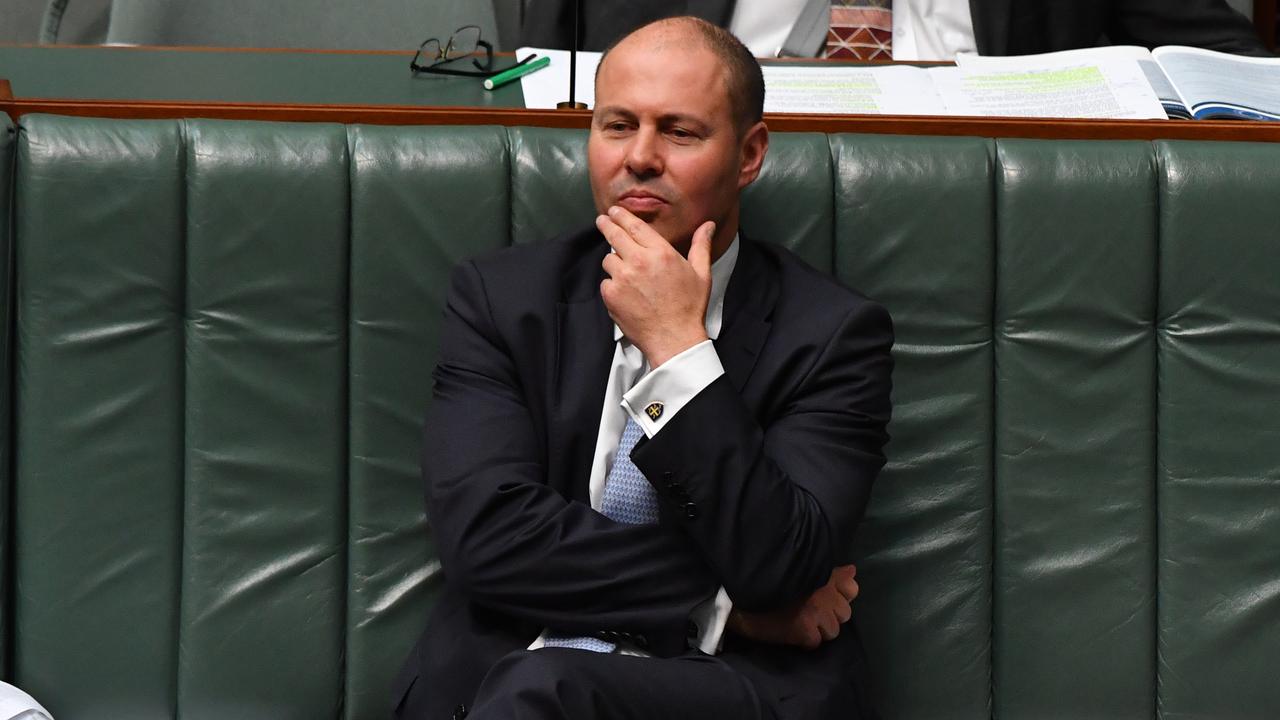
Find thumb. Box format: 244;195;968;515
689;220;715;283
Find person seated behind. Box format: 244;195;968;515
523;0;1271;59
393;15;894;720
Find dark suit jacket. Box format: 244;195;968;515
521;0;1269;57
394;227;894;719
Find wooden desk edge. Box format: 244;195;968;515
3;90;1280;143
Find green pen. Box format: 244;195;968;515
484;55;552;91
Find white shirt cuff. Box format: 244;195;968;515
621;340;724;437
689;586;734;655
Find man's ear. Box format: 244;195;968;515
737;121;770;190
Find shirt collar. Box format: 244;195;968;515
613;234;741;343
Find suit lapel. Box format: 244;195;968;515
550;234;779;494
554;237;613;501
716;237;777;394
969;0;1011;56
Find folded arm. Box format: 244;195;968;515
630;300;894;612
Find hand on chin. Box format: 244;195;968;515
596;206;714;368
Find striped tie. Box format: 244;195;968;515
825;0;893;60
542;418;658;652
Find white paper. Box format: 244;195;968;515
958;46;1184;115
517;46;602;109
0;682;52;719
932;54;1166;119
761;65;947;115
955;46;1155;67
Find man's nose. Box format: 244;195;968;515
624;127;663;178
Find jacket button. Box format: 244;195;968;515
687;620;699;639
684;503;699;520
453;703;468;719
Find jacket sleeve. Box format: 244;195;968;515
630;300;894;612
1111;0;1272;57
424;260;718;656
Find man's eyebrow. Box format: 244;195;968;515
657;113;713;133
594;106;635;119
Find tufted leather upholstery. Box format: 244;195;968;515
4;114;1280;719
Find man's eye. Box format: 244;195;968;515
605;122;631;132
669;128;694;140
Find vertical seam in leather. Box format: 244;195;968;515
504;126;515;248
341;124;356;720
988;137;1000;720
1151;139;1165;720
827;135;838;276
174;116;191;720
1;116;17;682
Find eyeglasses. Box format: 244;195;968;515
409;25;534;78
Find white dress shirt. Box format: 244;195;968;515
530;236;741;656
729;0;813;58
891;0;977;61
729;0;976;61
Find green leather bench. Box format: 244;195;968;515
2;112;1278;719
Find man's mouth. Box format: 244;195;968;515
616;190;668;214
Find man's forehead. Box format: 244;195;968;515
600;22;720;80
597;36;726;101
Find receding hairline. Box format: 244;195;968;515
594;19;723;84
593;16;764;133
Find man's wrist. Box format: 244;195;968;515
644;328;710;368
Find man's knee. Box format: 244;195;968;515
471;649;596;718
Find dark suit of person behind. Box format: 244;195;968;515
523;0;1270;56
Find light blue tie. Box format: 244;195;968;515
542;417;659;652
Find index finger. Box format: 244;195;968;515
596;213;640;259
605;205;662;249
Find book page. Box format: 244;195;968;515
1153;46;1280;121
518;47;602;109
760;65;946;115
931;55;1166;119
959;47;1187;118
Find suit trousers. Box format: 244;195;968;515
397;647;778;720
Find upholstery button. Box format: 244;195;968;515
684;503;699;520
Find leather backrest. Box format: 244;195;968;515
0;114;13;681
8;115;1280;719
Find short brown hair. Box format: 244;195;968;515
595;16;765;135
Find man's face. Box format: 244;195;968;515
588;33;760;254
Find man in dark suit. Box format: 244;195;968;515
394;15;893;720
522;0;1270;57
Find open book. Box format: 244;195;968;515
958;46;1280;121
